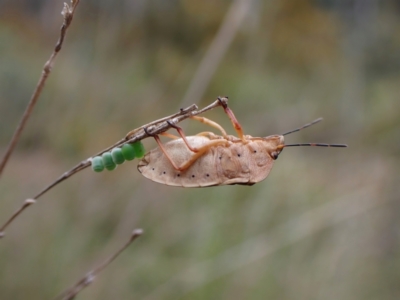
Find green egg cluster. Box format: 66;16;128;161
91;141;145;172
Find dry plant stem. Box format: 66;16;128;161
0;0;80;178
54;229;143;300
0;199;36;238
0;98;226;237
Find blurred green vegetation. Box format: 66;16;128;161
0;0;399;299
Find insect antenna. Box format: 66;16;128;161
281;118;347;148
284;143;348;148
282;118;323;136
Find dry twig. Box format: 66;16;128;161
0;0;80;177
54;229;143;300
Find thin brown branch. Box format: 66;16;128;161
0;199;35;238
0;0;80;177
54;228;143;300
0;97;227;238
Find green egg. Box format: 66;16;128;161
121;143;136;161
132;141;145;158
102;152;116;171
91;156;104;172
111;148;125;164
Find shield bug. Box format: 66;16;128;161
137;97;347;187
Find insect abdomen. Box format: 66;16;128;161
138;136;276;187
138;136;221;187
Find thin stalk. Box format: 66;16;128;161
0;0;80;177
54;229;143;300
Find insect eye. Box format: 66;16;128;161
271;152;279;160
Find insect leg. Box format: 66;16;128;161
195;131;219;138
190;116;228;137
167;121;199;152
217;97;246;142
160;132;179;139
143;126;182;170
151;134;182;170
177;139;230;171
150;132;229;172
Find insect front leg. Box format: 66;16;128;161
194;131;221;140
189;116;228;137
217;96;247;142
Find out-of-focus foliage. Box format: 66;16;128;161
0;0;399;299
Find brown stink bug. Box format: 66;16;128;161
138;97;347;187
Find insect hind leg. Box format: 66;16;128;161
167;121;199;152
177;139;229;171
150;131;229;172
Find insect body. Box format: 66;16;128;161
138;97;347;187
138;134;282;187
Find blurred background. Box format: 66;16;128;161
0;0;399;299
